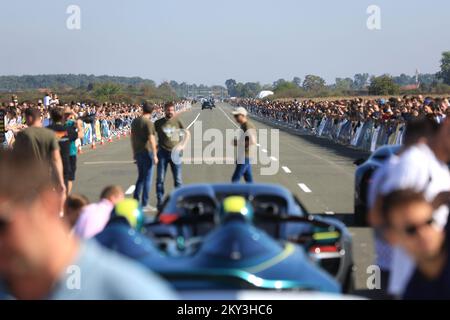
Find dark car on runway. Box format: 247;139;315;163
354;145;401;226
145;183;355;292
201;100;213;110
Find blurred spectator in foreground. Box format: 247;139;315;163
382;190;450;299
376;114;450;297
64;194;89;229
73;185;124;239
367;116;440;297
13;107;66;195
0;150;176;299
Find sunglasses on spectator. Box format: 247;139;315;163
403;217;435;237
0;216;10;234
0;201;14;235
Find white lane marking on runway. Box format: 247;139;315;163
270;156;278;161
125;185;136;195
281;166;291;173
218;105;239;128
183;157;235;163
283;140;353;178
261;148;267;153
186;112;201;130
84;161;134;165
256;143;261;147
298;183;312;193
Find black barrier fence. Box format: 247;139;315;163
247;105;405;152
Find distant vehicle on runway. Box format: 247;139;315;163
353;145;401;226
201;99;214;110
145;183;355;293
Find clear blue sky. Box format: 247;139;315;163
0;0;449;86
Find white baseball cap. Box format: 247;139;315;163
232;107;248;117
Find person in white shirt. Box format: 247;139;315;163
43;93;51;108
373;114;450;297
74;185;124;238
367;117;439;297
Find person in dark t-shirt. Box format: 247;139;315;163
47;108;78;191
130;102;158;210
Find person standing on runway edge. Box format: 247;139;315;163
155;101;190;210
232;107;257;183
130;102;158;211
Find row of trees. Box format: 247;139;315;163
0;74;157;92
0;74;230;103
90;82;178;103
0;75;228;103
225;52;450;98
225;72;446;99
2;52;450;100
168;81;226;98
0;75;225;100
0;81;179;104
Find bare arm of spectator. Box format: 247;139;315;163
51;149;66;195
149;133;158;165
179;129;190;150
432;191;450;210
368;195;384;227
76;119;84;139
245;128;257;148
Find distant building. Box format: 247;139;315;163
400;83;420;91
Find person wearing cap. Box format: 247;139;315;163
374;115;450;298
231;107;257;183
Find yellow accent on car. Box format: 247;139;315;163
115;198;140;229
312;231;340;241
245;243;296;273
223;196;247;214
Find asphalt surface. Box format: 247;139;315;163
73;102;375;291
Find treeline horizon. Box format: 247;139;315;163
1;50;449;101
